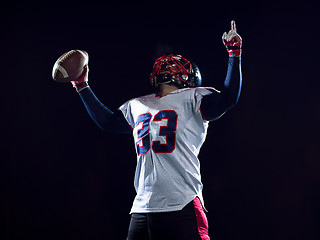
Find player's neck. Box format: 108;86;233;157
159;84;179;97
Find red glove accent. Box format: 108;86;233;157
71;65;89;92
222;20;242;57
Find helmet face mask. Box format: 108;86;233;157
150;54;202;92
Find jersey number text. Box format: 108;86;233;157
135;110;178;155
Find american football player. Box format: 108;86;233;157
70;20;242;240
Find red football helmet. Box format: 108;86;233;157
150;54;202;91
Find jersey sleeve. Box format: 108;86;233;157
192;87;220;118
119;100;135;129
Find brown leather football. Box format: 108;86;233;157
52;49;88;83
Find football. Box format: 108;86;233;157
52;49;89;83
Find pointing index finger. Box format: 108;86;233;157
231;20;237;32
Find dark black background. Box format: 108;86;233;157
1;1;319;239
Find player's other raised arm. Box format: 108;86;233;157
200;20;242;120
51;50;131;134
71;67;132;134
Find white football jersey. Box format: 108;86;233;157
119;87;217;213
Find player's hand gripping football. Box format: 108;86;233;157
71;65;89;92
222;20;242;57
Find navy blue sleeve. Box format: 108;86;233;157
200;56;242;120
78;87;132;134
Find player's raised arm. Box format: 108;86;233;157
200;20;242;120
73;68;131;134
52;50;131;134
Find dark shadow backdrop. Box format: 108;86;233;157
1;1;319;239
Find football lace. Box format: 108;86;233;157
60;50;76;63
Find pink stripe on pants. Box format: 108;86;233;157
193;197;210;240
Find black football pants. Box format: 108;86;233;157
126;197;210;240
